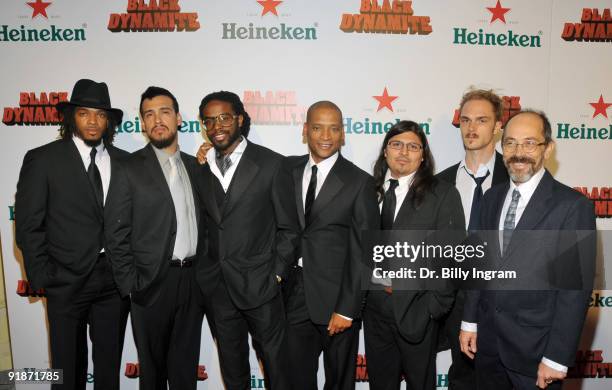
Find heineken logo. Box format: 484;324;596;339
453;28;542;48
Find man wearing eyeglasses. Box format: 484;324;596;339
459;110;595;389
283;101;379;390
195;91;300;390
437;89;509;390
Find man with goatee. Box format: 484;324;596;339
105;87;205;390
195;91;299;390
16;79;130;390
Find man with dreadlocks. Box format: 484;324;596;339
15;79;130;390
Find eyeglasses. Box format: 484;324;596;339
387;140;423;152
501;140;547;153
202;113;238;129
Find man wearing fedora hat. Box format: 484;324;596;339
16;79;130;390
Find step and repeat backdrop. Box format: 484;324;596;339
1;0;611;388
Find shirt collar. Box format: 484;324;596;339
151;143;181;165
72;135;106;158
458;152;495;177
509;167;546;202
206;136;248;163
307;151;339;176
384;169;415;189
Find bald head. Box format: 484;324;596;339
306;101;343;123
504;109;552;145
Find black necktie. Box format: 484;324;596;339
88;147;103;208
381;179;399;230
467;170;490;231
304;165;317;225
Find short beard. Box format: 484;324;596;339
83;138;102;147
150;131;177;149
506;156;536;184
212;129;242;153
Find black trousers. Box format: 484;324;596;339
210;277;289;390
475;350;563;390
363;290;438;390
130;266;204;390
444;290;476;390
46;254;130;390
285;268;360;390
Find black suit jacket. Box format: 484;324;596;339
16;138;129;294
437;151;508;188
105;144;204;307
196;142;300;310
463;170;596;376
389;179;465;343
287;154;379;324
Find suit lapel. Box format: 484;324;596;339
308;155;345;228
222;143;259;218
293;156;308;229
393;194;414;228
64;139;103;220
491;151;509;186
501;171;553;260
203;165;222;225
106;145;121;207
143;144;173;203
514;171;553;231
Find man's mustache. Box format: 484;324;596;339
507;156;535;165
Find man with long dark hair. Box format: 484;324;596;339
283;101;379;390
364;120;464;390
15;79;130;390
195;91;300;390
105;86;206;390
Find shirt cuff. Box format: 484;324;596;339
336;313;353;321
461;321;478;332
541;357;568;373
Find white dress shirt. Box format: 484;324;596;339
72;136;110;205
461;167;567;372
371;170;415;287
455;153;496;227
206;136;248;192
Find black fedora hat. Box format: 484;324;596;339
56;79;123;122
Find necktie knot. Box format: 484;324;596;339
388;179;399;191
89;146;97;161
311;165;318;177
216;152;232;176
468;169;490;186
511;188;521;202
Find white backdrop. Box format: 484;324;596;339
1;0;611;388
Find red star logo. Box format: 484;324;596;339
590;95;612;119
373;87;398;112
486;0;510;24
27;0;52;19
257;0;282;16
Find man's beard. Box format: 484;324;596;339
150;131;177;149
212;129;242;152
83;138;102;147
506;156;537;184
